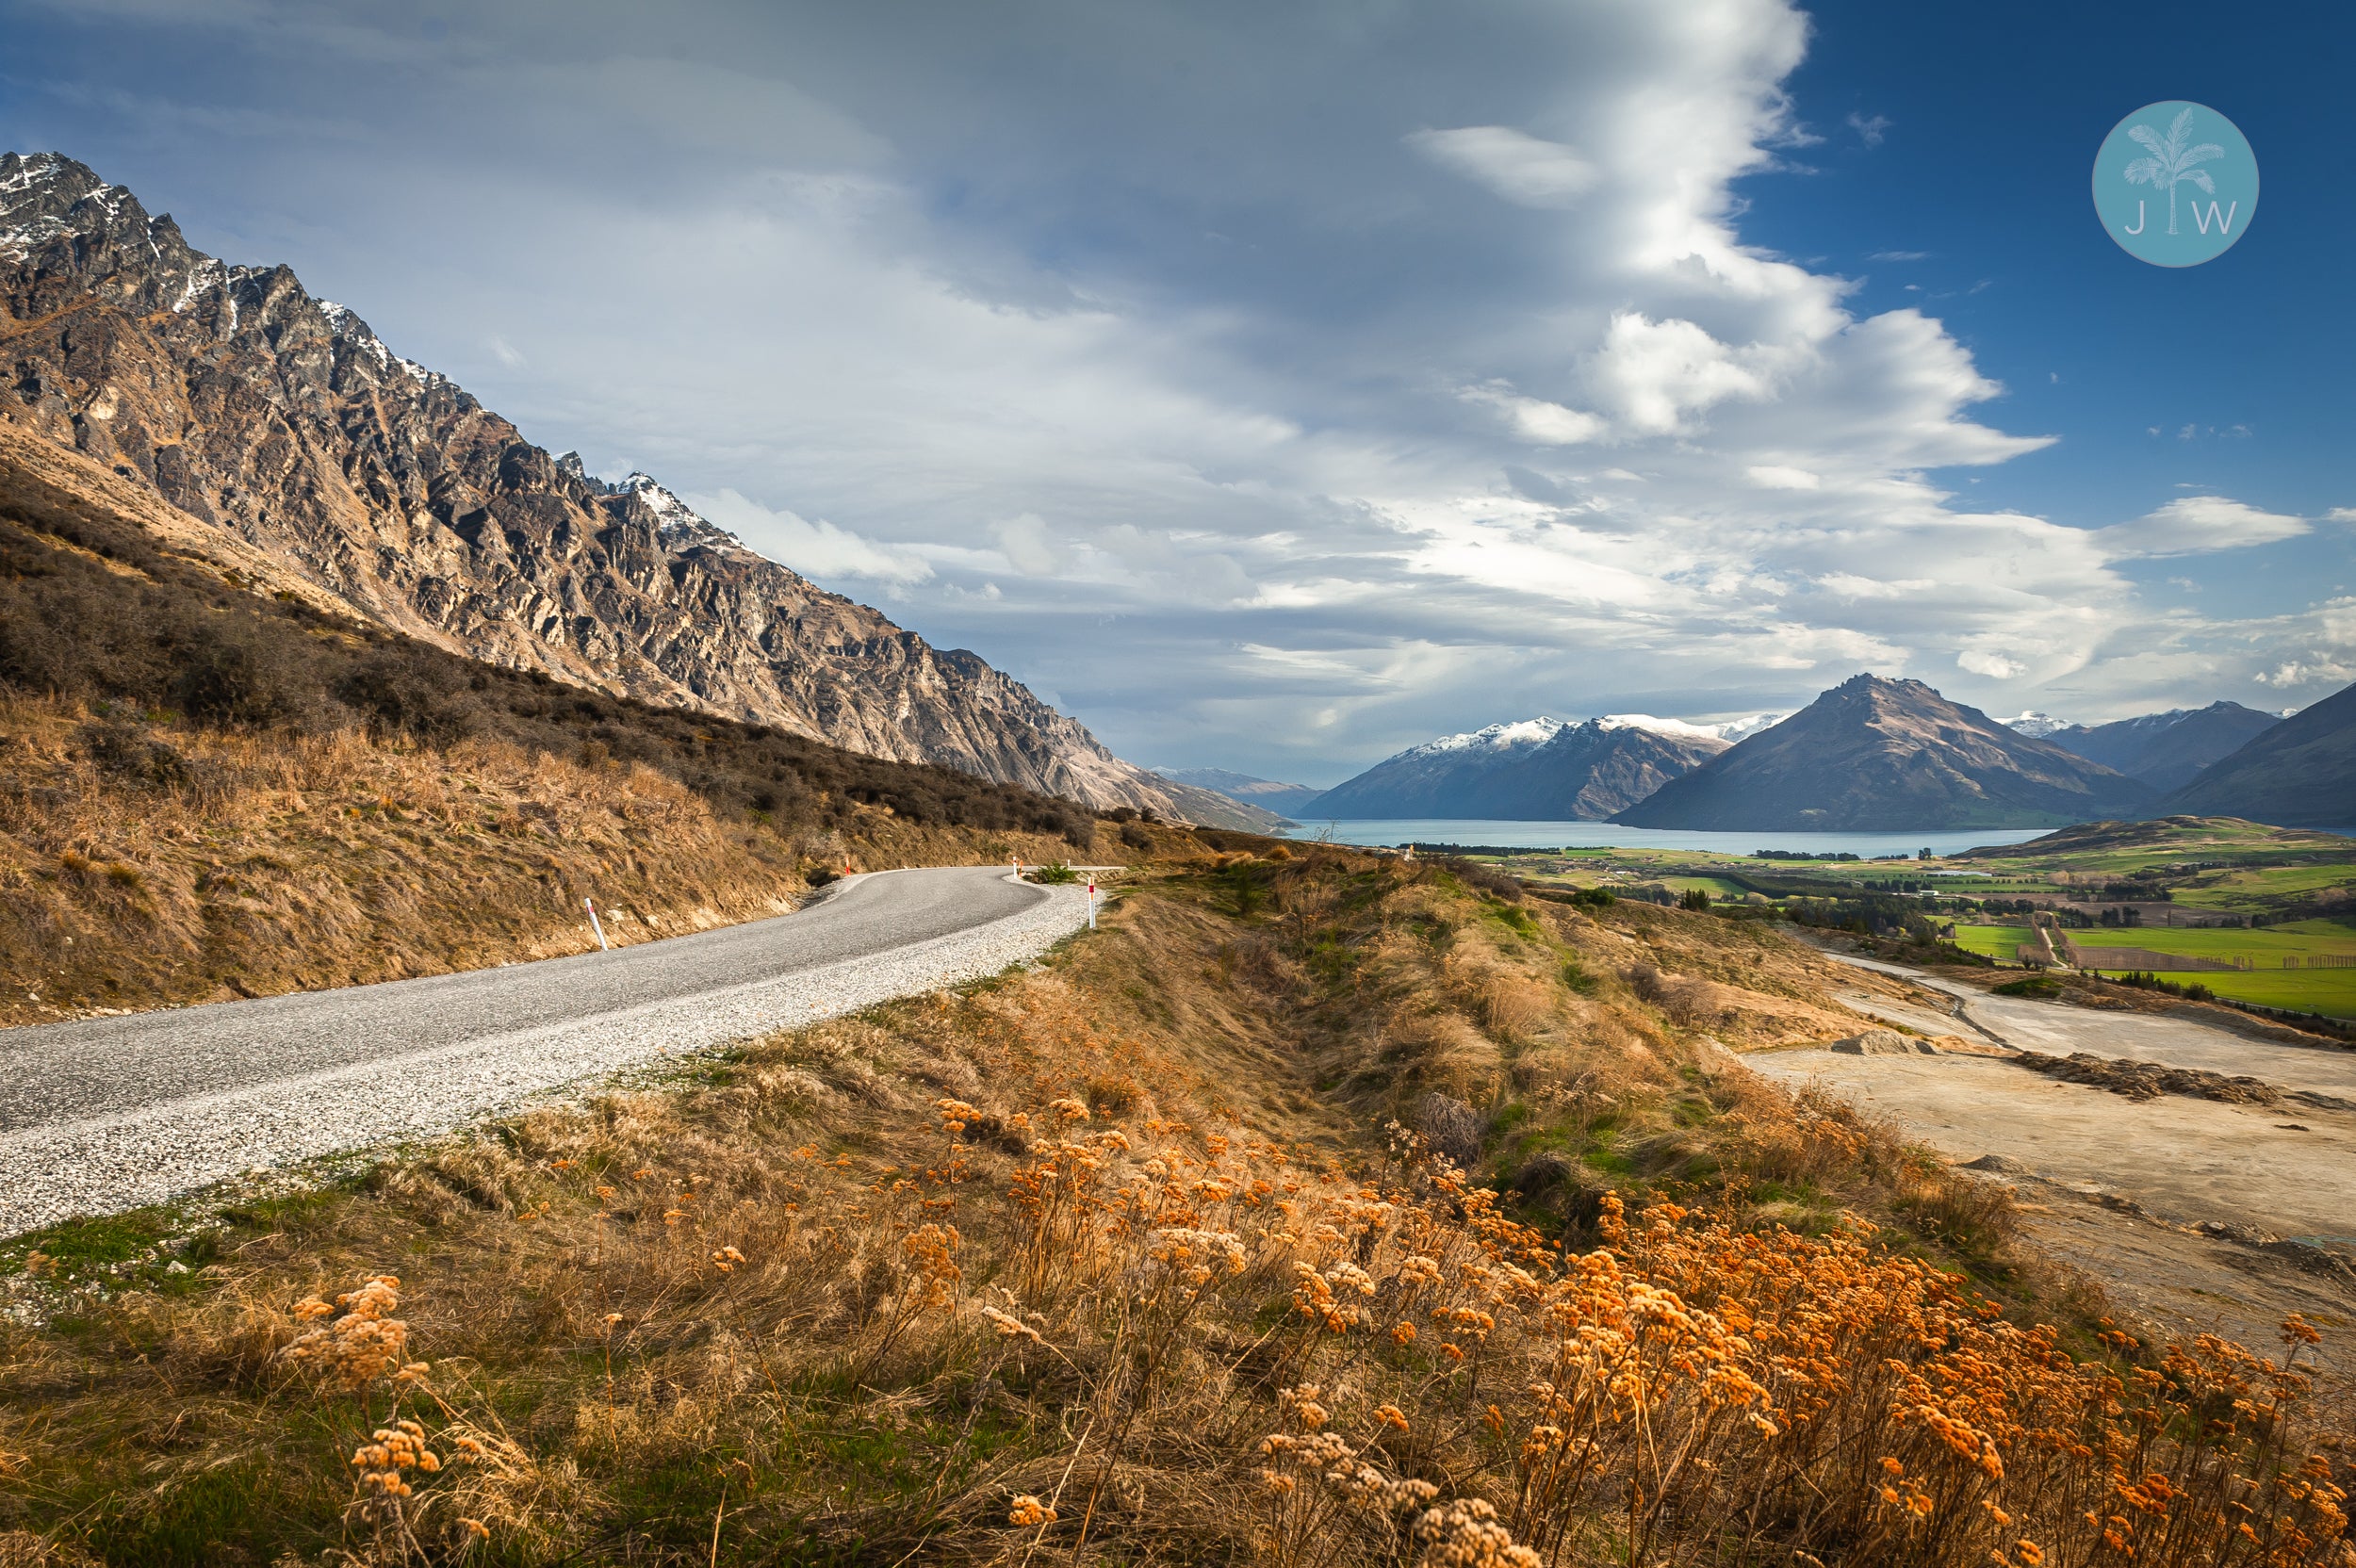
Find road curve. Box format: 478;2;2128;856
0;866;1087;1235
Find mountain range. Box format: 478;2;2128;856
2160;682;2356;827
1152;767;1322;821
1303;715;1739;821
0;151;1289;828
1613;676;2156;830
2020;701;2281;792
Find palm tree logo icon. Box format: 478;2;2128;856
2121;106;2224;236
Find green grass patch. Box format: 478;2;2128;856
2064;923;2356;962
1949;923;2025;963
2080;967;2356;1019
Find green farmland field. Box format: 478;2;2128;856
2074;967;2356;1019
1951;920;2356;1018
1951;923;2028;963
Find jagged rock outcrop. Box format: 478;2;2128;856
0;151;1177;813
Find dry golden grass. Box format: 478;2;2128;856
0;857;2346;1565
0;695;1117;1026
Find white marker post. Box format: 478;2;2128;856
584;897;610;952
1088;879;1097;930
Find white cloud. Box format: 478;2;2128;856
1957;649;2023;678
1461;384;1607;445
1406;125;1601;207
1846;111;1891;147
31;0;2335;776
2091;497;2310;560
1588;313;1775;436
687;488;932;584
990;514;1066;578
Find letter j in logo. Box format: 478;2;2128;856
2094;102;2258;267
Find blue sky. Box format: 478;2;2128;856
1754;2;2354;565
3;0;2350;784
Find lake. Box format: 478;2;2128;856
1274;819;2058;858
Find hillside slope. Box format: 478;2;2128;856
2160;679;2356;826
1311;716;1727;819
0;151;1175;814
5;854;2345;1563
1616;675;2155;829
2045;701;2279;791
0;433;1148;1025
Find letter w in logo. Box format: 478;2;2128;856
2190;200;2238;235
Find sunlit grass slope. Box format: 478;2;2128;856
0;854;2344;1565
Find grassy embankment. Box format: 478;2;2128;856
0;853;2345;1566
0;442;1126;1027
0;697;1117;1027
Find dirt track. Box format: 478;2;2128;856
1742;946;2356;1358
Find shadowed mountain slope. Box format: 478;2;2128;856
2045;701;2280;792
1309;716;1727;820
2159;680;2356;827
1613;675;2155;830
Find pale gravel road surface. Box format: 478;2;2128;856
0;867;1088;1235
1750;945;2356;1241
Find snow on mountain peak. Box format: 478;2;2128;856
621;472;744;553
1597;712;1736;743
315;299;433;384
2003;711;2074;738
1409;710;1775;757
1409;717;1568;756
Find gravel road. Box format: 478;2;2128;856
0;867;1088;1236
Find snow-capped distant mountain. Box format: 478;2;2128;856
1617;676;2154;830
1403;716;1572;757
2002;711;2074;738
2041;701;2282;792
1308;715;1735;820
1399;711;1775;760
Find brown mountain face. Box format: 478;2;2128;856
1612;674;2157;830
0;151;1186;816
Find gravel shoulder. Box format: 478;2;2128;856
0;867;1088;1236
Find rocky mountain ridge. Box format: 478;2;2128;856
1614;675;2156;830
0;151;1189;816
